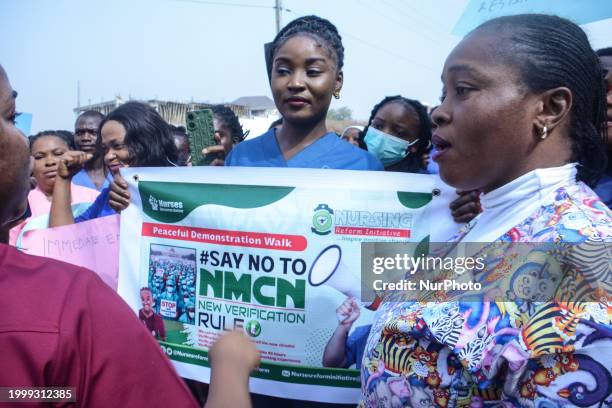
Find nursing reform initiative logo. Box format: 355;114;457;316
149;195;159;211
311;204;334;235
148;194;184;214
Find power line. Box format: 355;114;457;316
174;0;291;11
382;0;448;34
340;31;437;73
285;4;436;72
355;0;447;48
390;0;449;30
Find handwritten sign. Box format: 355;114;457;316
453;0;612;36
20;215;120;289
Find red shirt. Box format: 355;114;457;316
139;309;167;341
0;244;198;407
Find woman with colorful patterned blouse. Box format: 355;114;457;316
361;14;611;408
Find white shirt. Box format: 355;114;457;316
461;163;577;242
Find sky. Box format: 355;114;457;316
1;0;612;133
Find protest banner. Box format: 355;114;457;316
453;0;612;36
19;214;120;289
117;166;459;403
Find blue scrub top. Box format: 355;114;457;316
345;324;371;369
72;168;113;192
74;187;117;223
594;173;612;209
226;129;383;171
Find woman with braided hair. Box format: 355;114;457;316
362;96;481;223
227;14;380;408
225;15;382;170
362;14;611;407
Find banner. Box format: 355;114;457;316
117;166;459;403
20;214;120;289
453;0;612;36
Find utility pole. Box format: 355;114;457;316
77;80;81;109
275;0;282;33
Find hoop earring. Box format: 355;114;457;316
540;125;548;140
333;90;340;99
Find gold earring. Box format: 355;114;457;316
540;125;548;140
333;90;340;99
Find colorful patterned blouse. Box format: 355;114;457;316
360;180;611;407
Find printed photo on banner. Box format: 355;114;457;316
147;243;197;323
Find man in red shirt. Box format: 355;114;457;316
0;64;259;408
0;65;200;408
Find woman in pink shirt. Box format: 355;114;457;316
9;130;99;245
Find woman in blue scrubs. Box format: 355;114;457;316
225;15;382;171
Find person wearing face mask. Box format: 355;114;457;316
362;96;431;173
179;300;196;324
159;279;180;319
362;96;481;224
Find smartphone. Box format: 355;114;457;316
186;109;216;166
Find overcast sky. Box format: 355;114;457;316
2;0;611;133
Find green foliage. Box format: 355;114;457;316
327;106;353;121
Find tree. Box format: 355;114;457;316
327;107;353;121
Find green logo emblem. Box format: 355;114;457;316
245;320;262;338
311;204;334;235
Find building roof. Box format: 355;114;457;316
231;96;275;110
73;98;250;125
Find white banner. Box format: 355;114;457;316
118;166;459;403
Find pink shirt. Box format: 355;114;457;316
0;244;199;407
9;184;99;245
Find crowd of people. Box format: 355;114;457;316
0;10;611;408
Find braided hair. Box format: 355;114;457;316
267;15;344;79
361;96;432;173
211;105;246;144
474;14;607;187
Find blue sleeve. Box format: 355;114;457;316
344;325;371;368
225;148;236;166
74;188;111;223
